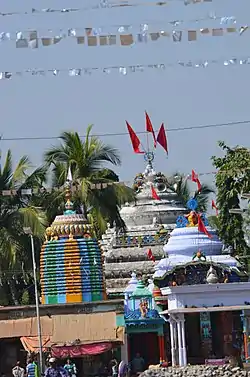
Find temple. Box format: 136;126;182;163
154;197;250;365
102;152;186;297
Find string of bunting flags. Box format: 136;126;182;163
0;0;212;18
1;56;250;80
3;24;247;49
0;14;237;43
0;170;248;196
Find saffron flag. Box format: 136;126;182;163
147;248;156;262
212;200;218;216
151;185;160;200
126;121;144;154
156;124;168;154
145;111;157;147
191;169;202;192
197;214;212;238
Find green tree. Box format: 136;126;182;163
168;173;214;212
0;150;47;305
212;141;250;255
43;126;135;236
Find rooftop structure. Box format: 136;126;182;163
102;152;187;296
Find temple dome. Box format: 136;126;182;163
120;153;186;228
164;226;223;257
153;199;245;281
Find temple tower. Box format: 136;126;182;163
102;152;187;297
40;179;106;304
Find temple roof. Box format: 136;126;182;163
132;280;152;297
124;272;138;294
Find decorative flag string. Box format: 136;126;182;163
0;0;213;18
1;56;250;80
0;14;237;40
2;25;248;50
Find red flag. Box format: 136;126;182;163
151;185;160;200
191;169;202;192
212;200;218;216
198;214;212;238
126;121;144;154
156;124;168;154
145;112;157;148
147;248;156;262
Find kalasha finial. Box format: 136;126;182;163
64;167;74;213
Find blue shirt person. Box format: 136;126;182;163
45;358;69;377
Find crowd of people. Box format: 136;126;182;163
12;358;77;377
11;352;146;377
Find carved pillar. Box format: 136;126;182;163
242;310;250;363
169;317;177;366
158;335;165;362
180;318;187;366
177;320;183;366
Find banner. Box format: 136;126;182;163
0;56;249;80
1;24;246;49
0;0;212;18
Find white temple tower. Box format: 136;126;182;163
102;152;187;297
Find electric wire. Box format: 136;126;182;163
0;119;250;142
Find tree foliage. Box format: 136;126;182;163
42;126;135;236
0;150;47;305
212;141;250;255
168;173;214;212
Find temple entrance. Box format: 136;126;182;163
129;332;159;367
185;313;203;364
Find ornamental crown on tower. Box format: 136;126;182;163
176;198;210;232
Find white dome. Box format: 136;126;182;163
163;226;223;257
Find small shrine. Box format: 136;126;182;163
124;275;165;366
102;152;187;297
40;179;107;304
153;197;250;366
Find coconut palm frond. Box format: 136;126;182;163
12;156;31;186
18;207;47;238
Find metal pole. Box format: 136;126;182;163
30;234;43;375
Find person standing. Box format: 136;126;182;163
12;362;24;377
26;359;38;377
64;360;77;377
131;353;145;375
45;358;69;377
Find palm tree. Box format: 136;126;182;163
43;125;135;236
0;150;47;305
168;173;214;212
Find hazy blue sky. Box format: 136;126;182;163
0;0;249;188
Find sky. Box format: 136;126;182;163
0;0;249;189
